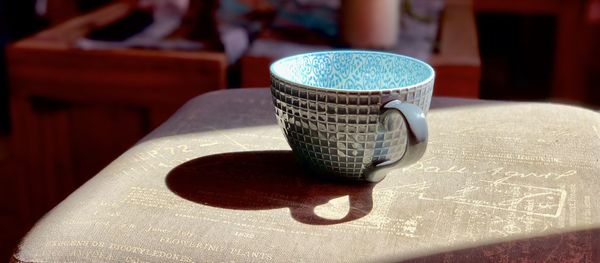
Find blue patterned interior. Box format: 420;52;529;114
270;51;434;91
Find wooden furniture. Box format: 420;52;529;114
240;0;481;98
0;136;21;261
474;0;600;104
7;2;226;226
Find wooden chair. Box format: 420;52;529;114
7;2;227;226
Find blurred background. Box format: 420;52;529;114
0;0;599;259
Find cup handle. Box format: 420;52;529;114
364;100;428;182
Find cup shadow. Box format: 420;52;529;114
165;151;376;225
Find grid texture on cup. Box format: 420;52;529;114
271;75;433;180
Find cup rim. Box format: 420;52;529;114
270;50;435;93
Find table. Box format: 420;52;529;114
12;89;600;262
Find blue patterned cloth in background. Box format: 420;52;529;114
269;0;339;38
218;0;340;38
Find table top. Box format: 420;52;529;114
13;89;600;263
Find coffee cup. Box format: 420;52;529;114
270;50;434;182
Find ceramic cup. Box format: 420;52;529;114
270;51;434;182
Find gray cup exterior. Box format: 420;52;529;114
270;73;434;181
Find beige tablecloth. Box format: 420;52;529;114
13;89;600;262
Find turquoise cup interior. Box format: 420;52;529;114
270;50;435;91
